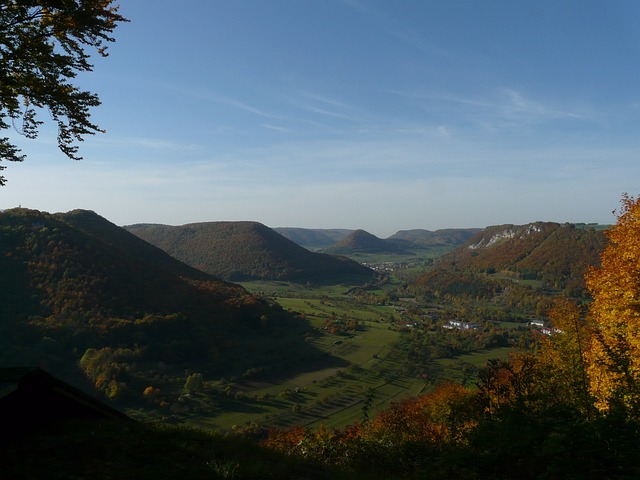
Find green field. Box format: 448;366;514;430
432;346;513;386
135;280;518;432
172;315;426;431
338;245;455;264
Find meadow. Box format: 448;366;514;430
135;279;516;433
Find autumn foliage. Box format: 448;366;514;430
264;383;478;476
585;194;640;415
264;195;640;478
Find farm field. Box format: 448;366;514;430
176;312;427;431
142;279;519;433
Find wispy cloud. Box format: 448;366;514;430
6;134;636;235
211;95;283;120
282;91;369;122
126;77;286;122
260;124;290;133
383;87;595;134
82;135;202;154
500;89;587;120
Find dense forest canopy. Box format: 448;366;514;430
124;221;374;282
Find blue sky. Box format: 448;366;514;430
3;0;640;237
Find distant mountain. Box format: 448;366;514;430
124;222;373;282
322;229;414;256
387;228;482;249
0;208;325;402
437;222;608;291
273;227;352;250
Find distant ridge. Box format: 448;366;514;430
273;227;352;250
322;229;414;256
124;221;373;282
437;221;608;291
387;228;482;249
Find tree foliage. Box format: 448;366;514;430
0;0;127;184
585;194;640;416
0;207;322;407
184;372;204;394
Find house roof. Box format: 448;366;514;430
0;368;36;400
0;367;132;424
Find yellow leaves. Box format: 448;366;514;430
584;194;640;416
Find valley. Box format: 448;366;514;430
6;206;637;479
2;4;637;476
1;208;606;433
129;273;533;432
127;221;607;431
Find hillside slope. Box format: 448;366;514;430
387;228;482;249
438;222;607;291
273;227;352;249
323;229;414;256
124;222;373;282
0;208;325;402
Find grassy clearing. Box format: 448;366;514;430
238;280;358;299
432;346;513;386
487;272;544;289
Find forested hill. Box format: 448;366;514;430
124;221;373;282
0;208;319;401
58;209;219;281
387;228;482;249
0;208;245;320
322;229;414;255
437;222;608;291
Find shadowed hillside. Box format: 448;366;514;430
124;221;373;282
0;208;331;404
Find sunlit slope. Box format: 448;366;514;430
125;221;374;282
436;222;607;291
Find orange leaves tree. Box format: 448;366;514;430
585;194;640;416
263;384;478;476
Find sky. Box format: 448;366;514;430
3;0;640;237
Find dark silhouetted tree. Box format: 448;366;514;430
0;0;127;184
